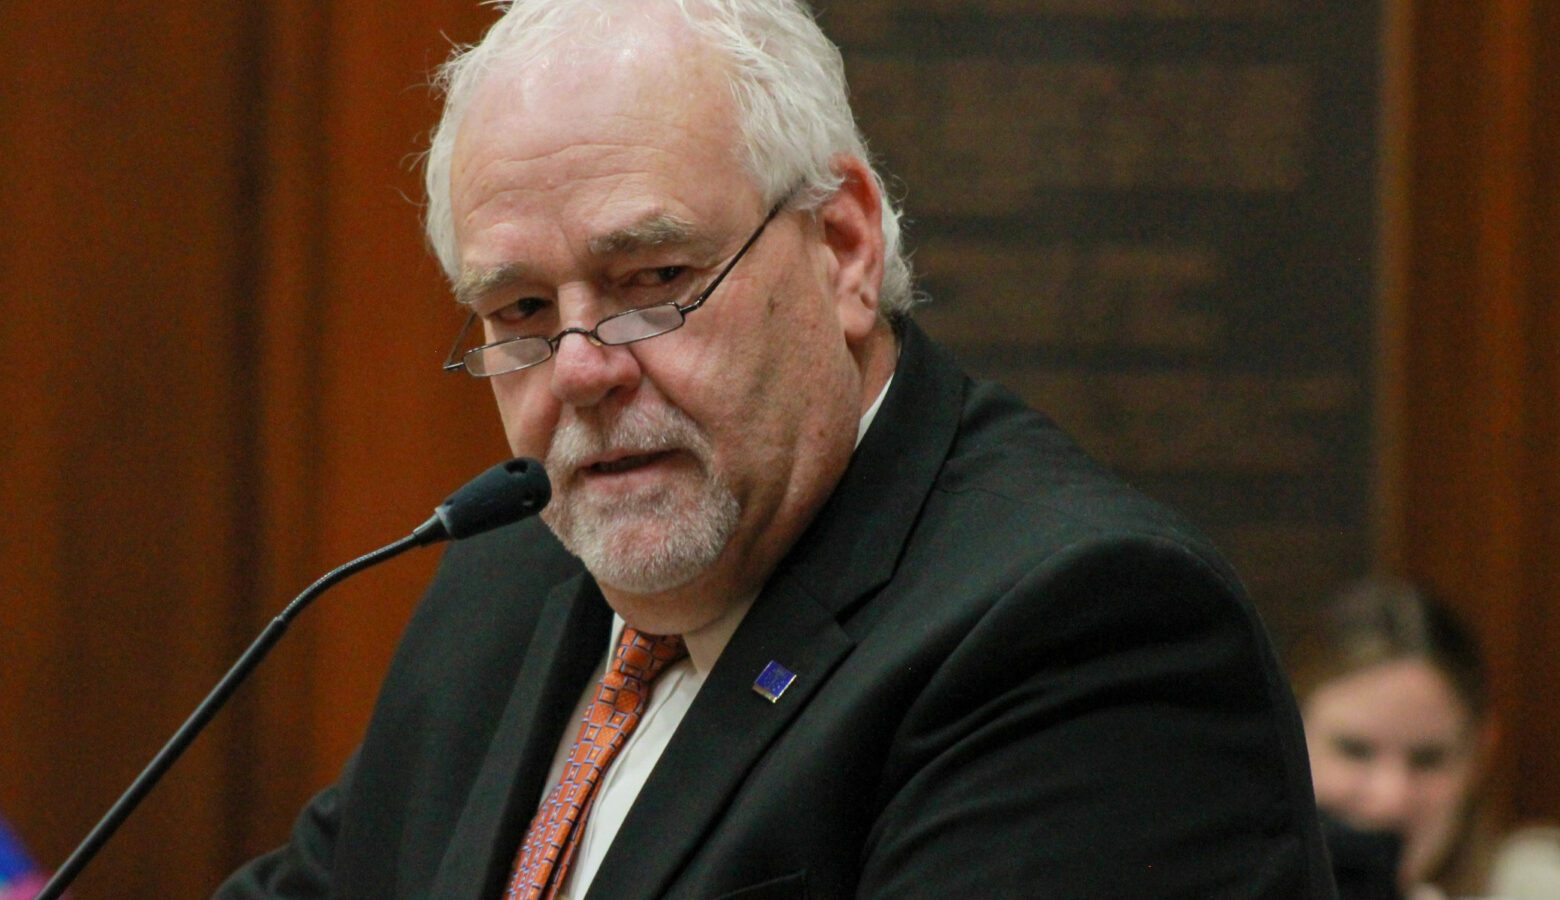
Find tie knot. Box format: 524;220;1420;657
614;627;687;684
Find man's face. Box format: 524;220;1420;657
447;24;877;632
1303;658;1483;888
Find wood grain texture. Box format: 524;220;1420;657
1387;0;1560;827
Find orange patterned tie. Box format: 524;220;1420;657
505;627;687;900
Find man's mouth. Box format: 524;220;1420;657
583;450;674;475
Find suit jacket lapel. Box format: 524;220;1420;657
585;321;968;899
587;580;852;900
430;572;614;899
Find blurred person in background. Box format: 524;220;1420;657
1286;575;1560;900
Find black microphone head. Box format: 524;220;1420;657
420;457;551;543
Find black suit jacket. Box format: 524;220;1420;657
219;322;1337;899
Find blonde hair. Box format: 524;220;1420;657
1287;574;1487;719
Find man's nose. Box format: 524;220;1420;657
549;324;642;408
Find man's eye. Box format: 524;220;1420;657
491;297;549;322
628;266;688;288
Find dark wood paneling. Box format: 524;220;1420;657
298;0;505;783
0;2;504;892
825;0;1383;631
1517;0;1560;825
234;0;505;870
1391;0;1560;826
0;4;258;896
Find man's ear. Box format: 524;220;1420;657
817;154;886;344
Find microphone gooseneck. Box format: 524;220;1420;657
35;458;550;900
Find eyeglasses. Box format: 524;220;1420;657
443;196;790;378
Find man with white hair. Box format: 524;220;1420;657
220;1;1336;897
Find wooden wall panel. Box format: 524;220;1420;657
0;1;507;891
300;1;504;785
0;3;259;896
223;0;526;868
1389;0;1560;826
235;0;505;869
1503;0;1560;824
0;0;76;882
827;1;1382;629
229;0;334;862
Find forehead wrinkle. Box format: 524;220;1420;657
588;211;706;257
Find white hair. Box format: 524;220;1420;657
423;0;916;317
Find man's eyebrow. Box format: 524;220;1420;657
452;213;712;308
453;262;531;309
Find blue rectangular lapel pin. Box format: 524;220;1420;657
752;661;797;703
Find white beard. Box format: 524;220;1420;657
541;403;739;594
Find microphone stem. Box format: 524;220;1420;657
36;532;424;900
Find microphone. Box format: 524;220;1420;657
413;456;551;544
35;458;550;900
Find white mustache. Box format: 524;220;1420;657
546;404;710;474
